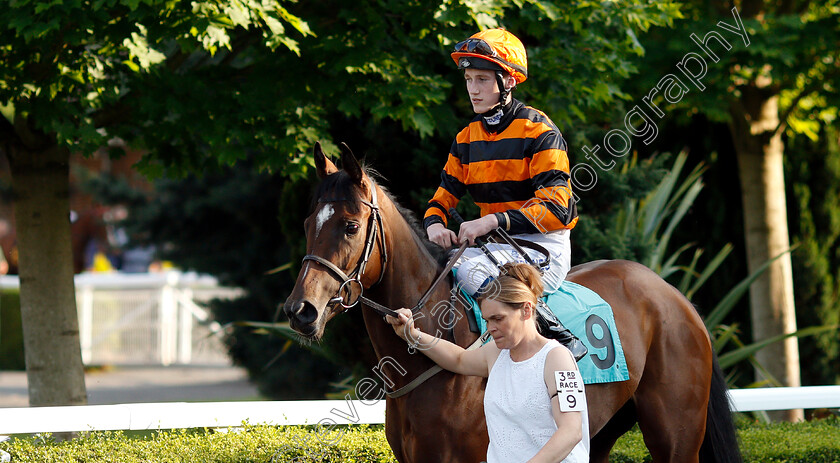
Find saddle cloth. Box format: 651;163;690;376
457;278;629;385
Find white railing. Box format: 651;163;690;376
0;386;837;435
727;385;840;413
0;271;241;366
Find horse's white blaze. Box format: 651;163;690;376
301;261;310;280
314;204;334;240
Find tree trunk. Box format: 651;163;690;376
729;78;802;422
8;145;87;407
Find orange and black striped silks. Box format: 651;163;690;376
424;100;578;235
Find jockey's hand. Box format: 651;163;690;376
385;308;420;341
458;214;499;245
427;223;459;248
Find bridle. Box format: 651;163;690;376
299;180;486;398
301;183;397;317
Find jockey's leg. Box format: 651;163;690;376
515;230;587;361
454;239;587;360
454;244;516;297
535;299;588;361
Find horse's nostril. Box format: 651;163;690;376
285;299;319;327
282;299;295;319
296;301;319;325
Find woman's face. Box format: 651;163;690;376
481;298;531;349
464;68;500;114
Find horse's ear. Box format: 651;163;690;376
340;142;364;185
314;142;338;179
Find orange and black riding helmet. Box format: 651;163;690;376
451;29;528;84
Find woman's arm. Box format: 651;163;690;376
527;346;584;463
386;308;496;377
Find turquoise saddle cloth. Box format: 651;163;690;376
462;279;629;385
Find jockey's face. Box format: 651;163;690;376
464;68;500;114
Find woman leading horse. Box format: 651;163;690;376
284;142;741;463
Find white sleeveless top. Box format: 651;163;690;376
484;340;589;463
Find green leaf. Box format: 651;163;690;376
685;243;733;300
236;321;335;361
718;324;839;369
704;246;798;330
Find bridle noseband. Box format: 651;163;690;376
301;183;395;316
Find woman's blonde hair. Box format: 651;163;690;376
477;262;543;312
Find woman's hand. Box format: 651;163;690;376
427;223;459;248
385;308;421;342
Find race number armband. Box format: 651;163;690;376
554;370;584;412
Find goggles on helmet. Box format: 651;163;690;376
454;38;498;58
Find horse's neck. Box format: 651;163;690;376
362;196;455;378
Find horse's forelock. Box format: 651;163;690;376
310;166;447;266
310;170;365;214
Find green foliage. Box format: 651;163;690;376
496;0;684;128
786;124;840;385
0;0;313;159
0;290;24;370
736;416;840;463
570;154;671;264
2;419;839;462
622;0;840;387
610;417;840;462
628;1;840;128
1;0;685;177
0;425;396;463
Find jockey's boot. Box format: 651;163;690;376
536;300;588;362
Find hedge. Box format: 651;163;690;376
0;426;395;463
611;417;840;463
1;418;838;462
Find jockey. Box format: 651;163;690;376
423;28;586;360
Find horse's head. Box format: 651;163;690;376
283;142;387;340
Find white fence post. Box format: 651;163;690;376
159;273;179;366
178;287;194;364
78;285;94;365
1;272;238;366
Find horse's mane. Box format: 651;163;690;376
311;166;448;267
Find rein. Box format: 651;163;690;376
300;182;480;398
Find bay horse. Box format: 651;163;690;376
284;142;741;463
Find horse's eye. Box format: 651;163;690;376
345;222;360;235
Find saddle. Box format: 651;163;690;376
445;209;587;361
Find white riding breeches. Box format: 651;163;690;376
454;229;571;297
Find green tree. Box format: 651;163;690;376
786;125;840;385
622;1;840;421
1;0;681;403
0;0;315;406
